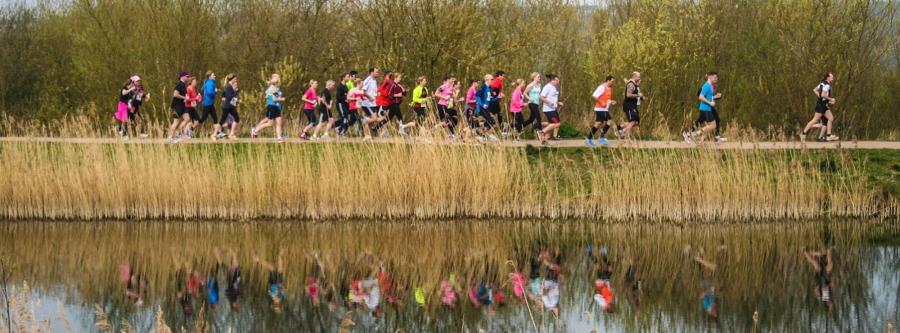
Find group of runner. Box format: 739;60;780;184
115;69;840;144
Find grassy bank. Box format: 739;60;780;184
0;141;895;221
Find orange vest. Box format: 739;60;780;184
594;84;612;110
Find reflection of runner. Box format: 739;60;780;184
803;249;834;311
692;249;718;320
590;247;615;312
254;249;286;312
225;249;241;311
624;254;642;315
540;248;562;318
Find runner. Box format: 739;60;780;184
523;72;543;138
410;76;430;124
585;75;616;147
538;74;563;145
250;73;287;143
167;72;191;142
683;72;720;143
475;74;498;140
200;71;222;139
621;72;643;139
374;70;394;136
334;73;353;136
464;79;480;139
116;77;136;139
509;78;526;141
445;79;463;139
489;70;506;135
801;72;839;142
312;80;335;140
219;74;240;139
348;79;372;139
359;68;383;139
254;249;287;312
803;249;834;311
388;73;414;135
122;75;150;139
434;76;455;137
299;80;319;140
183;76;202;139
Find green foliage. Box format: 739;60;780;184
0;0;896;138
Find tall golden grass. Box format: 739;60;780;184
0;136;893;221
0;221;891;332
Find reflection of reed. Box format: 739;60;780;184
0;220;889;332
0;142;891;221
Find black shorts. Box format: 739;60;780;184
594;110;611;122
172;105;186;119
624;108;640;122
318;106;331;123
265;105;282;119
362;106;377;117
488;101;501;114
437;104;449;120
815;101;830;114
187;108;200;121
544;111;560;124
200;105;218;123
697;111;716;123
414;107;426;118
221;107;239;124
304;109;318;125
388;104;403;122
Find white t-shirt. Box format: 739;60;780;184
817;82;831;100
360;76;378;107
540;84;559;112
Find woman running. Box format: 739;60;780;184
410;76;430;124
116;77;136;138
300;80;319;140
389;73;414;135
348;80;374;140
312;80;336;140
464;79;480;138
219;74;240;140
200;71;222;139
183;77;203;139
444;79;462;139
129;76;149;139
538;74;563;145
801;72;839;142
523;72;543;138
250;74;287;143
167;72;191;142
585;75;616;147
509;78;526;141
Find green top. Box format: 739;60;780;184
411;85;428;107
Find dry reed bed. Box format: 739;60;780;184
0;141;891;221
0;221;887;332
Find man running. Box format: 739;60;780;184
683;72;720;143
538;74;563;145
167;72;191;142
335;73;353;136
489;70;506;135
801;72;839;142
621;72;643;139
585;75;616;147
475;74;498;141
312;80;335;140
360;68;383;139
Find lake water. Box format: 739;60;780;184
0;220;896;332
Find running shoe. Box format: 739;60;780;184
322;133;330;140
799;133;806;142
550;136;561;141
122;135;129;141
682;132;693;144
826;134;839;142
139;134;149;139
715;136;727;143
816;137;827;142
449;134;459;141
311;135;319;141
299;133;309;141
186;128;194;138
488;134;499;142
585;139;596;148
399;124;407;136
228;134;238;140
251;128;258;139
616;129;624;138
598;138;609;146
363;136;373;141
216;132;228;139
211;134;218;141
277;136;286;143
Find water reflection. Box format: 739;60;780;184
0;220;896;332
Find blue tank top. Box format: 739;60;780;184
528;84;541;105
